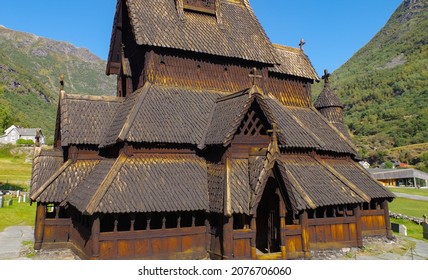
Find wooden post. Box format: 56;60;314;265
205;215;210;254
91;215;100;259
299;210;310;258
223;216;233;259
250;216;257;259
382;200;393;239
34;203;46;250
354;204;363;247
280;216;287;259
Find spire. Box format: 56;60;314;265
314;69;351;139
314;69;343;109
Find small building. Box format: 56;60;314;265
368;168;428;188
0;125;45;145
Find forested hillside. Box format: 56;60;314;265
313;0;428;169
0;26;115;142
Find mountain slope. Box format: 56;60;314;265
0;26;115;141
315;0;428;162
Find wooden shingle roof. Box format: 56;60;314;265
65;154;209;214
59;93;123;146
279;154;367;208
30;149;63;198
270;44;319;81
109;0;278;65
314;83;344;109
32;159;101;203
101;83;224;147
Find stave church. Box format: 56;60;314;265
30;0;395;260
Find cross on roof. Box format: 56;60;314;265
299;38;305;51
248;67;262;86
267;122;282;145
322;69;330;84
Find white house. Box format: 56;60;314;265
0;125;45;145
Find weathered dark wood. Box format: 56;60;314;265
299;211;310;258
382;200;393;239
223;216;233;259
34;203;46;250
92;215;101;259
354;204;363;247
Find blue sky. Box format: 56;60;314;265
0;0;402;76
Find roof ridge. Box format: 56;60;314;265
118;82;152;141
312;155;371;203
63;94;124;102
85;154;128;215
272;43;302;53
30;159;73;201
309;106;357;153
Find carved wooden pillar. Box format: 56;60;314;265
382;200;393;239
278;192;287;259
299;210;310;258
130;214;135;232
91;215;101;259
34;203;46;250
223;216;233;259
354;204;363;247
250;216;257;260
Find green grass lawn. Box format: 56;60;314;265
389;187;428;197
389;197;428;218
0;196;36;232
0;144;33;191
390;218;426;241
388;197;428;241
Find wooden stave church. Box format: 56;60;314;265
30;0;395;260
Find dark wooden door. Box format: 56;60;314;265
256;178;281;253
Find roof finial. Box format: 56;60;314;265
60;74;64;91
267;122;283;155
248;67;262;86
299;38;305;51
322;69;330;85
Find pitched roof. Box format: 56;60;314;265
33;159;101;203
16;128;40;137
59;93;123;146
279;154;367;208
270;44;319;81
30;149;63;198
326;159;395;200
101;83;224;147
314;83;344;109
108;0;278;67
59;82;356;155
65;154;208;214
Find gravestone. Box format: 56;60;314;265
0;194;3;208
399;224;407;236
23;194;27;203
7;199;12;206
423;223;428;239
391;223;399;233
391;223;407;236
18;196;22;203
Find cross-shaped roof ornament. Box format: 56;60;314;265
267;122;283;156
248;67;262;86
299;38;305;51
322;69;330;85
